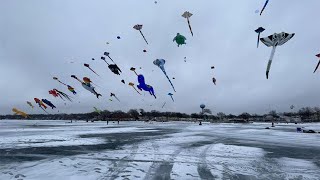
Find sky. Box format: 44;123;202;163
0;0;320;115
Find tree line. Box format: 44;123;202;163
1;107;320;122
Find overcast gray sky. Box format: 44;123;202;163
0;0;319;115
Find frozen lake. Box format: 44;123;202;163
0;120;319;180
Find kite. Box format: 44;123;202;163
92;58;95;61
313;53;320;73
290;105;295;109
110;93;120;102
182;11;194;36
143;49;147;53
67;85;76;95
162;102;166;108
42;99;56;109
153;59;176;92
84;63;100;76
109;99;113;102
131;67;156;98
255;27;265;48
55;89;72;101
259;0;269;16
133;24;149;44
168;93;174;102
184;57;187;62
129;82;141;95
121;79;125;84
172;77;175;79
12;108;28;118
53;77;77;94
117;36;121;39
212;77;216;85
103;52;115;63
27;101;34;108
101;56;122;75
53;77;67;86
260;32;295;79
173;33;186;47
71;75;102;98
34;98;49;113
211;66;217;85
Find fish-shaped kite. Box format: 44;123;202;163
34;98;49;113
182;11;194;36
133;24;149;44
313;53;320;73
153;59;176;92
12;108;28;118
42;99;56;109
27;101;34;108
71;75;102;98
260;32;295;79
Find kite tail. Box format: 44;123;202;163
161;68;176;92
40;106;49;114
96;93;102;99
162;102;166;108
89;67;100;76
139;30;149;44
313;60;320;73
266;46;276;79
187;18;193;36
170;96;174;102
115;96;120;102
132;87;142;95
107;56;115;63
260;0;269;16
257;33;260;48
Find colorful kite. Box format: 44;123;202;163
173;33;186;47
153;59;176;92
182;11;194;36
27;101;34;108
53;77;77;94
260;0;269;16
133;24;149;44
313;53;320;73
34;98;48;113
71;75;102;98
42;99;56;109
67;85;76;95
260;32;295;79
255;27;265;48
12;108;28;118
168;93;174;102
84;63;100;76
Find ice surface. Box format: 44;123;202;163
0;120;319;179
